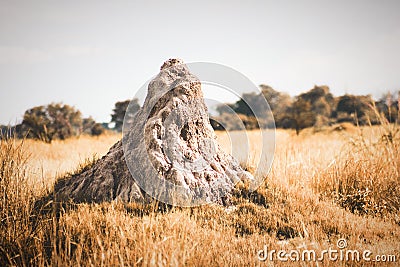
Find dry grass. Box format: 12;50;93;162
24;133;121;192
0;124;399;266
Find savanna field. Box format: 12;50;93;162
1;124;399;266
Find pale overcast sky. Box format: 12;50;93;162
0;0;399;124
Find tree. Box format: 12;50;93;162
21;105;51;142
260;85;292;127
280;85;334;134
215;86;278;129
299;85;334;118
82;117;105;136
336;94;374;124
298;85;332;103
230;92;259;117
21;103;83;143
287;98;316;135
210;113;255;131
82;117;96;134
91;123;105;136
47;103;82;139
313;98;331;118
216;103;235;115
375;91;399;123
111;99;140;132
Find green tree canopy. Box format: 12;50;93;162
111;99;140;132
21;103;83;143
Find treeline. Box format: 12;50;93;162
1;85;398;142
211;85;399;134
0;99;142;142
0;103;108;142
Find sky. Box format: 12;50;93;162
0;0;400;124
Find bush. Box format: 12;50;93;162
90;123;105;136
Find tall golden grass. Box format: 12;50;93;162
0;122;399;266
